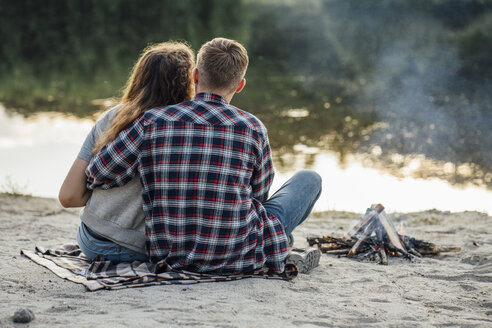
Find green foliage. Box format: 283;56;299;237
1;0;490;117
0;0;248;114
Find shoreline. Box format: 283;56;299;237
1;193;491;327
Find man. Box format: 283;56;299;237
86;38;321;274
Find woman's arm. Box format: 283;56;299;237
58;158;92;208
59;107;117;207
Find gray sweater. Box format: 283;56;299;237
78;106;146;254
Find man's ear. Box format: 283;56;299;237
193;68;199;84
235;78;246;93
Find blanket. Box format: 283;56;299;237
21;244;297;291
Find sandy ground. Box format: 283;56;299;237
0;193;491;327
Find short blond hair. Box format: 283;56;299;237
196;38;249;93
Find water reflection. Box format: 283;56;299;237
0;105;93;198
273;151;492;215
358;151;492;190
2;0;491;195
252;94;492;192
1;103;491;215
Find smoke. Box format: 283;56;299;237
265;0;492;185
359;16;491;168
315;1;492;184
356;17;461;158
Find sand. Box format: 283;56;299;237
0;193;491;327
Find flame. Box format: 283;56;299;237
398;221;406;244
384;247;397;257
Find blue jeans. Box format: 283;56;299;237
263;170;322;236
77;223;149;262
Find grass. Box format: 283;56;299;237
416;215;441;225
0;176;31;197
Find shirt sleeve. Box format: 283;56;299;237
85;118;145;190
251;133;275;202
77;125;97;162
77;106;118;162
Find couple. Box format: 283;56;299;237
59;38;322;274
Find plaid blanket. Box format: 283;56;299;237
21;244;297;291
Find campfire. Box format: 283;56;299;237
308;204;461;265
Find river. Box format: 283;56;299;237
2;104;490;214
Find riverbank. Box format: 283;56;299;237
1;193;491;327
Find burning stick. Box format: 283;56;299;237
307;235;353;248
307;236;327;246
374;251;382;264
400;234;461;255
408;248;422;257
318;244;345;251
321;248;352;255
378;210;408;256
379;248;388;265
357;248;374;260
349;204;384;238
418;245;461;255
348;220;375;257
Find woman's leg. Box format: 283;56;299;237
263;170;322;236
77;223;148;262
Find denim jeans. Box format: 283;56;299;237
77;223;149;262
263;170;322;236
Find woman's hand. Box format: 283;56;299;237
59;158;92;207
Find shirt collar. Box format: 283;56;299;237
193;92;228;105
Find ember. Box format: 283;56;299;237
308;204;461;265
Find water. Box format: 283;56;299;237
1;1;491;214
2;104;490;214
0;106;93;198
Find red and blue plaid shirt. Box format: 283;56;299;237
86;93;289;273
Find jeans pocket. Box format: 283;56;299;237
77;224;120;260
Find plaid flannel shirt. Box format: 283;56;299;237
86;93;289;273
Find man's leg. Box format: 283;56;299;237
263;170;322;273
77;223;149;262
263;170;322;236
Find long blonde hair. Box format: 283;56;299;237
93;41;195;154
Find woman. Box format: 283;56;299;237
59;41;195;262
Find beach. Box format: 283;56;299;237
1;193;491;327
